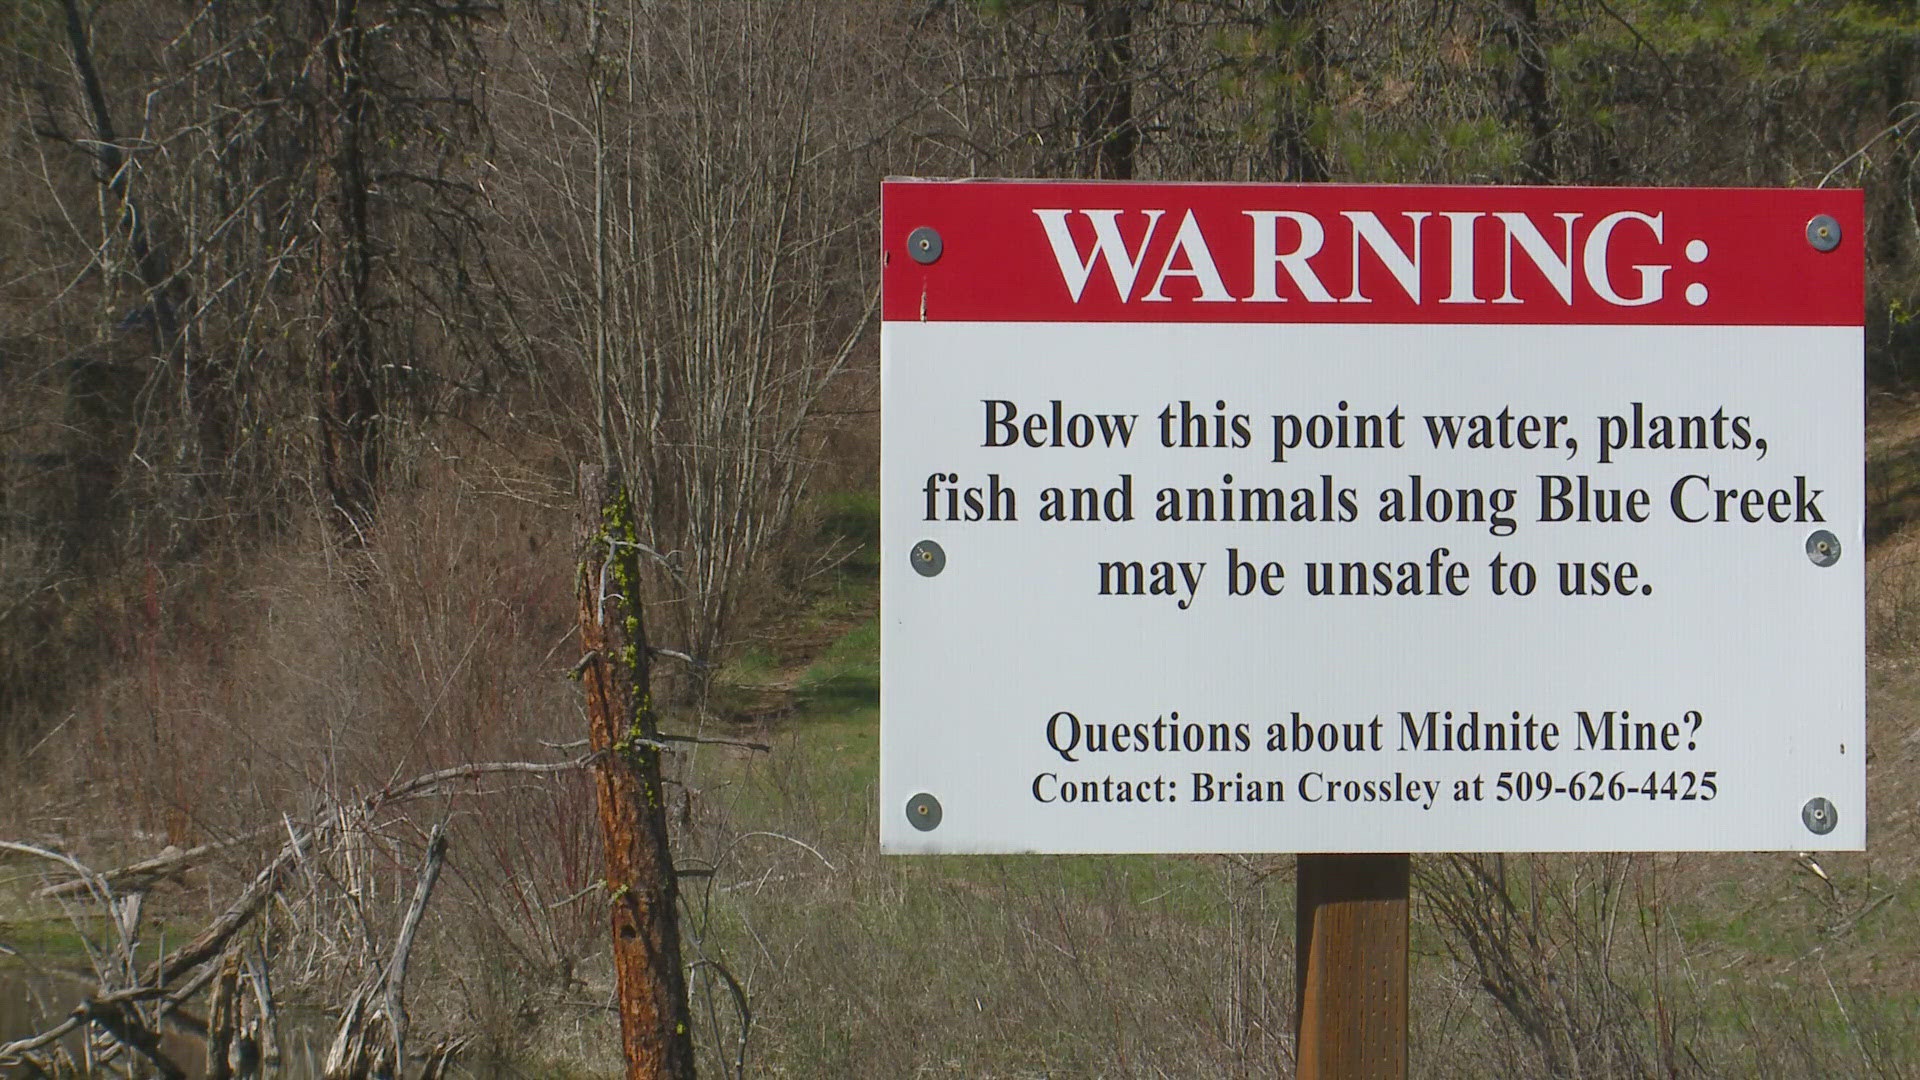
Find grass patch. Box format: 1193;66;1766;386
0;918;99;965
814;489;880;575
707;642;789;721
799;487;880;621
0;915;177;968
793;616;878;720
720;643;779;685
788;706;881;801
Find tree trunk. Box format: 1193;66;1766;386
310;0;381;537
577;464;698;1080
55;0;228;544
57;0;186;367
1502;0;1556;183
1876;37;1913;271
1080;0;1136;180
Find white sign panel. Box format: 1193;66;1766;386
879;181;1865;853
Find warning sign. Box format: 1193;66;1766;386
879;180;1864;854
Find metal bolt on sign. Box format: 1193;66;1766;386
906;793;943;831
1807;215;1842;252
910;539;946;577
907;226;943;265
1802;797;1838;836
1806;530;1841;567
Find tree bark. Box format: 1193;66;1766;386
310;0;382;537
1502;0;1556;184
1080;0;1136;180
577;464;698;1080
56;0;187;366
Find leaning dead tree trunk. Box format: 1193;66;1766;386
322;824;449;1080
578;464;698;1080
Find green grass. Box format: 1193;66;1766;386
793;490;881;718
792;616;878;720
788;707;880;800
792;489;882;636
814;489;880;575
0;915;176;968
719;643;779;684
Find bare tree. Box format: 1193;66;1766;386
502;0;879;685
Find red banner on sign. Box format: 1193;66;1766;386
881;180;1862;327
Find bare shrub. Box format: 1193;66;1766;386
1418;853;1713;1079
497;0;883;688
18;454;621;1040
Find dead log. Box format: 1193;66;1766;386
245;945;281;1070
139;839;303;991
322;984;375;1080
77;999;187;1080
205;951;242;1080
2;756;592;1073
385;824;448;1076
321;824;449;1080
37;829;276;900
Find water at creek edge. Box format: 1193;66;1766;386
1;965;332;1078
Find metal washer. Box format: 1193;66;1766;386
1801;797;1837;836
907;792;943;831
1806;214;1842;252
907;226;944;265
910;539;946;577
1806;530;1841;567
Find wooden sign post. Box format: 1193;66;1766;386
1295;854;1408;1079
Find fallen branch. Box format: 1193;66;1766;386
362;754;598;809
205;952;241;1080
1830;891;1896;938
0;841;110;905
660;732;770;752
37;828;277;899
730;831;837;873
247;944;281;1069
386;825;449;1076
1;754;593;1069
77;998;187;1080
0;1017;81;1063
139;836;305;991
